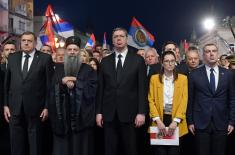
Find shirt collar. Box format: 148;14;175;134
163;74;174;81
205;65;219;74
115;48;128;58
22;49;36;58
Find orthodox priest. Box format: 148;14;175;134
49;36;97;155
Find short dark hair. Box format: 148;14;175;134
89;57;100;71
220;54;228;60
89;57;99;65
3;40;16;48
20;31;37;41
203;43;218;52
162;41;177;52
40;44;52;50
159;51;178;83
188;46;198;52
112;27;128;37
95;44;102;48
93;50;101;54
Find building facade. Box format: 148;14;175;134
198;16;235;56
0;0;33;45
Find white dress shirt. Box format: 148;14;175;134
114;48;128;68
205;65;219;90
163;75;174;114
21;50;36;71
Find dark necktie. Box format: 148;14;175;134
116;54;123;83
147;65;150;76
210;68;215;94
22;54;30;79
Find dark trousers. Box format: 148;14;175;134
180;133;195;155
104;115;137;155
9;113;43;155
152;145;180;155
195;121;227;155
0;114;10;155
136;116;151;155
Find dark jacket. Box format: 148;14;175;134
4;50;53;116
96;50;148;123
186;66;235;130
49;63;97;136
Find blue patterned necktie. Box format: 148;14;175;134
210;68;215;94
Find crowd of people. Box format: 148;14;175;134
0;27;235;155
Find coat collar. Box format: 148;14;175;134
18;50;41;80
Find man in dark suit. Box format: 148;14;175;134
187;43;235;155
4;31;53;155
96;27;147;155
177;46;201;76
0;40;16;155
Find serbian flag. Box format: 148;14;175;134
128;17;155;49
183;40;189;52
85;33;96;48
38;20;56;52
45;4;74;38
102;32;107;49
53;18;74;38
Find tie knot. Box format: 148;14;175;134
118;54;122;59
25;54;30;59
210;68;214;72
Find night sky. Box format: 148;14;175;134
34;0;235;49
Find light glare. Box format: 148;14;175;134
203;18;215;30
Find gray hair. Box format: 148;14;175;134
145;47;159;57
64;52;82;77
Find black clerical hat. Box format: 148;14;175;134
65;36;81;47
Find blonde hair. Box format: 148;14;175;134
80;49;90;64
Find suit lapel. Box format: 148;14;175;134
24;51;40;80
157;81;164;115
17;51;23;80
109;53;117;86
118;50;132;85
172;78;180;109
201;66;214;95
215;67;225;94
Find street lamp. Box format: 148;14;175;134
203;18;215;30
54;37;65;48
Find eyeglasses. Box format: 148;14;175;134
163;60;175;65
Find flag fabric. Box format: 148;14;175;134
44;4;74;38
85;33;96;48
53;18;74;38
102;32;107;49
128;17;155;49
45;4;55;17
183;40;189;52
38;20;56;52
37;4;75;51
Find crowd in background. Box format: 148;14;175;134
0;28;235;155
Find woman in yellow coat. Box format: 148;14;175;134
148;51;188;155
